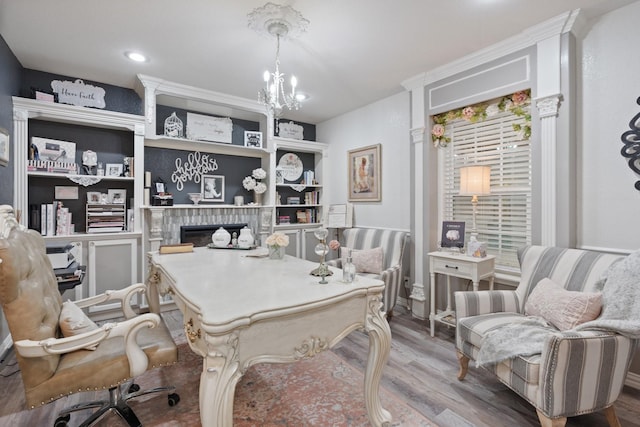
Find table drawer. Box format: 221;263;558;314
431;258;473;277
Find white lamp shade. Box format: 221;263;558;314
459;166;491;196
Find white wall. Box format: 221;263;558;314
317;92;411;231
580;1;640;252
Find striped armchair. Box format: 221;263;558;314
327;228;409;318
454;245;637;427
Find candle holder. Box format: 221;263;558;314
310;228;333;283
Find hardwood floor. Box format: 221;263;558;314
2;306;639;426
331;305;640;427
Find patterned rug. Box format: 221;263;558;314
0;342;436;426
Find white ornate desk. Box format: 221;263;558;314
146;248;392;427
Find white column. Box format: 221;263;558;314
12;107;29;225
536;94;562;246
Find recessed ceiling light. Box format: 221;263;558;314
125;51;148;63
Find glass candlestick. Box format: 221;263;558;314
310;228;333;283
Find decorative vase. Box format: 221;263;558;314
237;226;254;249
253;190;263;205
211;227;231;248
268;245;285;260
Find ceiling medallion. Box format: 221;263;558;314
248;3;309;119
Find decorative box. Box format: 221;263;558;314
152;195;174;206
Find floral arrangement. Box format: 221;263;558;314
431;89;532;147
243;168;267;194
265;232;290;248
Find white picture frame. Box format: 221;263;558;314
0;127;9;166
244;131;263;148
87;191;101;203
54;186;78;200
106;163;123;177
108;189;127;204
201;175;225;202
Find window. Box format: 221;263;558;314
437;93;532;269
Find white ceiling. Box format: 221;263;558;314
0;0;637;124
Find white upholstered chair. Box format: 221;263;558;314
328;227;409;318
454;245;638;427
0;205;179;427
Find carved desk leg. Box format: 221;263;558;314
364;297;393;427
199;334;242;427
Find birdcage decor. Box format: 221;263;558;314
164;112;184;138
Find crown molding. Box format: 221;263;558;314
402;9;582;90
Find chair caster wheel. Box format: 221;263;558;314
54;414;70;427
128;383;140;393
168;393;180;406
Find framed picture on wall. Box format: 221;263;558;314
348;144;381;202
201;175;225;202
0;127;9;166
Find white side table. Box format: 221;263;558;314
428;251;496;337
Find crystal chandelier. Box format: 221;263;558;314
248;3;309;118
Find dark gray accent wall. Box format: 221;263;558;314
21;69;142;115
144;147;262;204
0;34;22;206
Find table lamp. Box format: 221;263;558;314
459;165;491;253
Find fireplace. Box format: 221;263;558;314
180;223;248;247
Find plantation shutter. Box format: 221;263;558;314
442;109;532;269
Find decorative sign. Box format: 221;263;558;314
278;152;303;181
171;151;219;191
278;121;304;140
186;112;232;144
50;79;106;109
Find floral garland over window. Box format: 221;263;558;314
431;89;531;147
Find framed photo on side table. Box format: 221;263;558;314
441;221;465;249
348;144;381;202
201;175;225;202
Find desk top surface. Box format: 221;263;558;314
150;247;384;329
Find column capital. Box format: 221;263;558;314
535;94;562;118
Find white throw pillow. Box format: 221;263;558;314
524;278;602;331
341;247;384;274
59;300;99;349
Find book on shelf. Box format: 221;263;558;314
38;201;75;236
278;215;291;225
27;159;78;174
286;196;301;205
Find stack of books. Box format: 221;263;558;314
31;202;74;236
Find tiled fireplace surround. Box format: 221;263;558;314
144;206;270;253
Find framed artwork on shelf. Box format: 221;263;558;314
0;127;9;166
108;189;127;204
440;221;465;249
201;175;225;202
244;131;263;148
87;191;101;203
106;163;123;177
348;144;381;202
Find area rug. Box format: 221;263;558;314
0;342;436;426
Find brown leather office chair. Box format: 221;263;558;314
0;205;179;426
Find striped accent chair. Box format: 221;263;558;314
327;228;409;318
454;245;637;427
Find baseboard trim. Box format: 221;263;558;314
626;372;640;390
